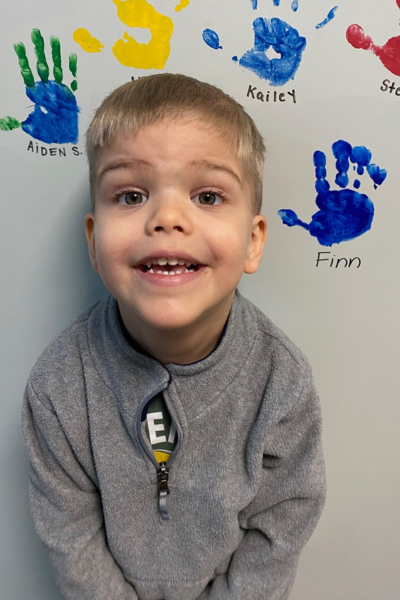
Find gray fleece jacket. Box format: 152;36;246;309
22;290;326;600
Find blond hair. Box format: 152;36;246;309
86;73;265;213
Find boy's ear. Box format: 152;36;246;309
244;214;267;274
84;213;99;273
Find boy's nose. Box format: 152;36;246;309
145;194;194;235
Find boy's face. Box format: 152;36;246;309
85;119;266;340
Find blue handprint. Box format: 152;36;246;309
233;17;306;86
278;140;387;246
203;2;339;86
0;29;79;144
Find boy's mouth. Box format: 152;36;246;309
140;257;200;276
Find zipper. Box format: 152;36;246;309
136;379;182;521
157;462;170;521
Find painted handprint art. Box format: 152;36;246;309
278;141;387;247
73;0;190;70
250;1;300;13
347;0;400;76
0;29;79;144
232;17;307;86
203;0;339;87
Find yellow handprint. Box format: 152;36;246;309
112;0;173;68
73;0;190;70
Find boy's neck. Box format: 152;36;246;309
118;298;233;366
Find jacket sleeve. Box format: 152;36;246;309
198;367;326;600
22;381;139;600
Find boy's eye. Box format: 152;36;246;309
193;192;222;206
118;191;148;205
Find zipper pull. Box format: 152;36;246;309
157;462;170;521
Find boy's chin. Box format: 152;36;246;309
119;295;234;336
140;309;214;333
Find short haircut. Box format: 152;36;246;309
86;73;265;214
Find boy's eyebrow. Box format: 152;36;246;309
96;158;243;187
97;159;152;184
187;160;243;187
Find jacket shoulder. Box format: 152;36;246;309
243;296;310;373
26;299;107;405
240;296;320;430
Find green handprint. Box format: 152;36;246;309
0;29;79;144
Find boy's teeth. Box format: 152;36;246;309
155;257;180;266
144;257;198;267
142;265;199;275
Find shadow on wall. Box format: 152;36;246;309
28;180;109;356
62;181;110;311
12;182;107;599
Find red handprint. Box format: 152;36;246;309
347;0;400;76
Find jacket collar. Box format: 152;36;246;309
87;289;258;420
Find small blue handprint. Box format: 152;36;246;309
0;29;79;144
278;140;387;246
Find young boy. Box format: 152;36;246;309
22;74;326;600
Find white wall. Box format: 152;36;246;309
1;0;399;598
